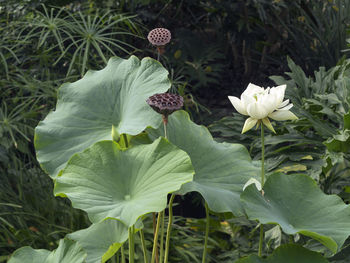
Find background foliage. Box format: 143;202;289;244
1;0;350;262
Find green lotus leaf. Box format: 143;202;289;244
35;55;170;177
241;173;350;253
235;244;329;263
54;137;194;226
144;110;259;216
8;248;50;263
68;219;134;263
8;238;86;263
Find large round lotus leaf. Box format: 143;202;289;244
8;238;86;263
241;173;350;253
235;244;329;263
35;55;170;177
54;137;194;227
68;219;131;263
8;248;50;263
145;110;259;216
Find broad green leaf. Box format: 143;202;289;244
8;248;50;263
35;55;170;177
46;239;86;263
241;173;350;253
324;112;350;153
8;238;86;263
324;129;350;153
145;110;259;216
235;244;329;263
68;219;131;263
54;137;194;226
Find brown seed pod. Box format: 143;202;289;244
146;93;183;118
147;28;171;47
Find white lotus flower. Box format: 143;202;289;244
228;83;298;133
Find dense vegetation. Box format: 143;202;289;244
1;0;350;262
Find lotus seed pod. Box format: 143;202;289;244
146;93;183;118
147;28;171;47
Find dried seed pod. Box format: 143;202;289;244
146;93;183;118
147;28;171;47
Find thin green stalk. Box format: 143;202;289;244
140;229;149;263
261;123;265;186
164;194;176;263
121;244;125;263
151;212;162;263
129;226;135;263
152;212;159;263
258;224;264;257
122;133;129;148
153;213;157;234
162;116;168;139
258;123;265;257
164;121;167;139
202;202;210;263
122;134;131;262
157;48;160;61
161;116;169;263
159;211;165;263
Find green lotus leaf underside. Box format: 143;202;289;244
241;173;350;253
235;244;329;263
54;137;194;227
144;110;260;216
35;55;170;177
68;219;132;263
8;238;86;263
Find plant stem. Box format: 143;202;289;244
164;194;176;263
152;212;159;263
159;115;169;263
121;244;125;263
140;229;149;263
258;123;265;257
153;212;157;233
162;115;168;139
202;202;210;263
258;224;264;257
261;123;265;185
122;133;129;148
157;48;160;61
123;135;132;262
159;211;165;263
129;226;135;263
151;212;162;263
164;121;167;139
